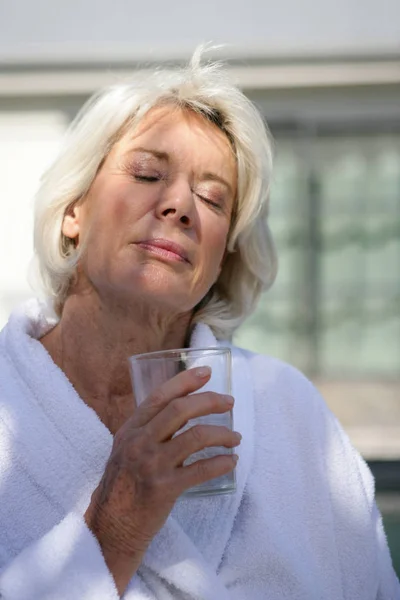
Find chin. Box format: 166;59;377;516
106;263;204;313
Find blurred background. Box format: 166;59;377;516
0;0;399;575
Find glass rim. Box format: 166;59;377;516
129;346;231;362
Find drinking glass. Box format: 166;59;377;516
129;347;235;497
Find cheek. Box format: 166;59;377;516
194;221;229;290
79;185;132;269
101;185;136;224
204;221;229;261
87;182;152;244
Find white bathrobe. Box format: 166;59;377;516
0;300;398;600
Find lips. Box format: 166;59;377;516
135;238;190;263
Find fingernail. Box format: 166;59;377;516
225;395;234;406
232;454;239;463
195;366;211;378
234;431;242;441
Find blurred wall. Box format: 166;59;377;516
1;0;400;60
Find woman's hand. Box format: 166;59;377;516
84;366;240;596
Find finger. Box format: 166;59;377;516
132;366;212;428
166;425;241;466
147;392;234;442
176;454;238;494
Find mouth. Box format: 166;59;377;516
135;238;190;264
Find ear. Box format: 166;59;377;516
62;204;83;243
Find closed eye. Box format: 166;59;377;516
134;175;161;183
196;193;222;210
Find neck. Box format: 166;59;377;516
40;291;192;434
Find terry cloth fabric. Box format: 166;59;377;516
0;299;399;599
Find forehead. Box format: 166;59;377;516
117;105;237;172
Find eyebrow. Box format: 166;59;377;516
130;147;234;195
130;147;169;161
199;172;234;196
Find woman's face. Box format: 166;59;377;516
63;106;237;314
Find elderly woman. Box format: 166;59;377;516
0;52;398;600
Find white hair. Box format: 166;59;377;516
33;47;277;340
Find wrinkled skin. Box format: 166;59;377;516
85;368;240;595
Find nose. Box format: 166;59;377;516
156;179;195;228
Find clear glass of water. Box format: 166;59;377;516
128;347;236;497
